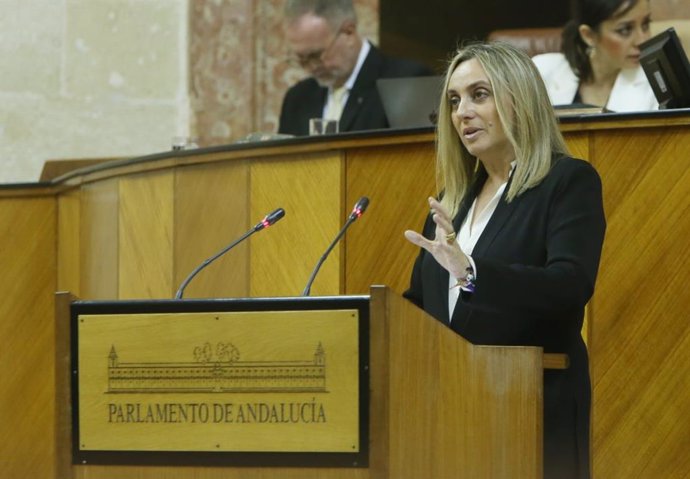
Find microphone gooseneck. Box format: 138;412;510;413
302;197;369;296
175;208;285;299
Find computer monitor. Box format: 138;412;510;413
639;27;690;109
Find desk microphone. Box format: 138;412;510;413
175;208;285;299
302;197;369;296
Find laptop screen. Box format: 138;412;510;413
376;76;443;129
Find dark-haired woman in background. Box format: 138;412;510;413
533;0;658;111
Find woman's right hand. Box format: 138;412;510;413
404;197;471;280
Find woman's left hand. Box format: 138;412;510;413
404;197;471;279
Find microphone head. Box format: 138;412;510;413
349;196;369;220
257;207;286;230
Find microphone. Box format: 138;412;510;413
302;197;369;296
175;208;285;299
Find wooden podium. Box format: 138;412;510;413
56;287;561;479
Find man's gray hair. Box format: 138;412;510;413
284;0;357;27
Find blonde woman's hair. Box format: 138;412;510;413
436;41;569;218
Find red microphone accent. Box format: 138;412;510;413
255;208;286;231
348;197;369;221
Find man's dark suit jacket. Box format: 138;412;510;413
278;44;433;136
404;157;606;479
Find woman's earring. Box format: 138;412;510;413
586;45;595;57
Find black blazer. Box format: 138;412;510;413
404;156;606;479
278;44;433;136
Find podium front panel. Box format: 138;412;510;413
70;296;370;468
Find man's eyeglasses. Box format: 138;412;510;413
289;24;344;67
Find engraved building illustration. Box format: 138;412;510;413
107;342;326;393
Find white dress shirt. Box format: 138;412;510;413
447;176;511;320
322;40;371;120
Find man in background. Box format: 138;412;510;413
278;0;433;136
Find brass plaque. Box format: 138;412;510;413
77;309;360;453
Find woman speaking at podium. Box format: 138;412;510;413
403;42;606;479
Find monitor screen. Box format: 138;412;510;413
376;76;443;129
639;27;690;109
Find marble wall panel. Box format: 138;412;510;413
189;0;254;145
0;95;180;182
0;1;62;95
64;0;184;100
0;0;188;183
0;0;377;181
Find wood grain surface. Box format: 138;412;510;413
0;196;56;478
1;115;690;478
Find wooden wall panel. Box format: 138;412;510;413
75;466;371;479
249;152;343;297
3;118;689;479
119;172;174;299
80;180;119;300
565;131;590;163
345;143;435;295
57;189;81;296
563;131;592;343
76;465;369;479
74;454;375;479
589;126;690;478
0;196;56;479
174;161;250;299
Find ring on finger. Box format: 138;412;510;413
445;231;456;244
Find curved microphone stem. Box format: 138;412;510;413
175;208;285;299
174;229;256;299
302;197;369;296
302;217;355;297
